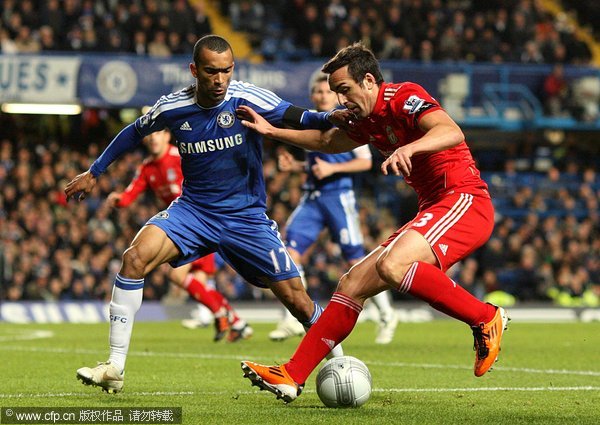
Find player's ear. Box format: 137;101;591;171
189;63;197;78
364;73;375;90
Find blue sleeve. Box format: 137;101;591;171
90;124;143;177
299;110;333;130
235;81;332;129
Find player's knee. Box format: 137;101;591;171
336;269;363;298
121;246;148;278
375;255;410;287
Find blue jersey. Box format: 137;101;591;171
304;151;355;192
134;81;291;215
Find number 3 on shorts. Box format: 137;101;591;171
413;212;434;227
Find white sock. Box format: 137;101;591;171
108;274;144;372
372;291;394;322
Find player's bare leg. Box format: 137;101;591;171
346;257;398;344
77;224;179;393
269;248;306;341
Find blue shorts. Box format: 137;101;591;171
285;189;365;261
147;198;300;288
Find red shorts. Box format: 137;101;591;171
190;253;217;275
381;193;494;271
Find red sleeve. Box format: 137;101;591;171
117;165;148;207
389;82;443;129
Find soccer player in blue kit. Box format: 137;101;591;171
64;35;342;393
270;74;398;344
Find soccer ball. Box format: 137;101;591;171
315;356;372;408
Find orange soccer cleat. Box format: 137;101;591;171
241;361;303;403
472;305;510;377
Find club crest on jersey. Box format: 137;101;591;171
386;126;398;144
403;95;425;115
217;111;235;128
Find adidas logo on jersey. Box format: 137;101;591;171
180;121;192;131
438;243;448;256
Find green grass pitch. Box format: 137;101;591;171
1;320;599;424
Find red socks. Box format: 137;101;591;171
285;293;361;384
400;261;496;326
184;276;238;321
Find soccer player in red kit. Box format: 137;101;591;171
107;129;252;342
238;43;509;402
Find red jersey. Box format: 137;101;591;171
117;146;183;207
347;82;489;209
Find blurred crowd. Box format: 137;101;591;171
0;0;593;65
221;0;592;64
0;0;212;56
1;113;599;307
0;0;598;308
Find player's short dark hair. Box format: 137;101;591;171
193;35;233;65
322;43;384;85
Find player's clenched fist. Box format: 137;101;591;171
381;145;414;177
64;170;97;201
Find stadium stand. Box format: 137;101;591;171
219;0;594;64
0;0;598;309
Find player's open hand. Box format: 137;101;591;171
312;157;335;180
64;170;97;202
381;145;413;177
328;109;357;130
237;105;275;137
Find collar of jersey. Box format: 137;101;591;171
369;82;389;119
194;90;229;110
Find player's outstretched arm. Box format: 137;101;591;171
89;124;144;178
238;105;359;153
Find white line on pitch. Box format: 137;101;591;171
367;360;600;377
0;330;54;342
2;386;600;399
0;391;195;399
2;345;600;377
371;386;600;393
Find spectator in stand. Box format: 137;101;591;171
543;64;570;117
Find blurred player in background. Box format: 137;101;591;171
106;128;252;342
65;35;343;394
271;74;398;345
240;42;509;403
